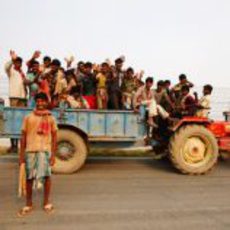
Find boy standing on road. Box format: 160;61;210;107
18;92;58;217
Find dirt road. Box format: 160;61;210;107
1;156;230;230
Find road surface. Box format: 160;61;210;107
1;156;230;230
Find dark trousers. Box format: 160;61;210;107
108;91;122;110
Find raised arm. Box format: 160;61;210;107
5;50;17;76
26;51;41;70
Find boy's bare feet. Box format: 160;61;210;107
17;206;33;217
43;203;54;214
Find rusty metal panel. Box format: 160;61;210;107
89;112;106;136
138;121;146;137
0;102;4;134
106;113;124;136
0;107;146;141
64;111;78;126
52;110;60;122
125;113;138;137
4;108;30;135
78;112;88;133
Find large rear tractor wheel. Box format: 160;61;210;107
169;125;218;175
52;129;88;174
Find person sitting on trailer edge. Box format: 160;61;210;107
133;77;170;127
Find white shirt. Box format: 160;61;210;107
67;95;81;109
196;94;211;117
5;61;26;99
199;95;211;109
133;85;156;108
54;70;67;95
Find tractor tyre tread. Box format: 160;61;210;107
169;125;218;175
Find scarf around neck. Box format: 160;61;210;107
33;109;52;135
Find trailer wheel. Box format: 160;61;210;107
52;129;88;174
169;125;218;175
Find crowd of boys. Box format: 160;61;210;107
4;50;213;129
5;51;144;110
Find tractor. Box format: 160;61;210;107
149;112;230;175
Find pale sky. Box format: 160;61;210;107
1;0;230;87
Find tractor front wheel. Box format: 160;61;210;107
169;125;218;175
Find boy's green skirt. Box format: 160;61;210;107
25;152;51;180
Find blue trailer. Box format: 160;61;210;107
0;102;146;173
1;101;222;175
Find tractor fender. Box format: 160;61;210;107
172;117;211;132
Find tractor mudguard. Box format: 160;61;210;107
171;116;210;132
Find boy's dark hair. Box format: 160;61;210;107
179;74;187;81
145;77;154;84
77;61;84;67
35;92;49;102
14;57;23;64
181;85;190;92
65;69;75;76
115;58;123;64
84;62;93;68
43;56;51;63
126;67;134;73
70;86;81;95
101;62;109;68
51;59;61;67
31;60;39;66
164;80;171;85
204;84;213;93
157;80;164;87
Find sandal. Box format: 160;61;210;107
17;206;33;217
43;203;54;214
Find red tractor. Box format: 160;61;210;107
150;113;230;175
